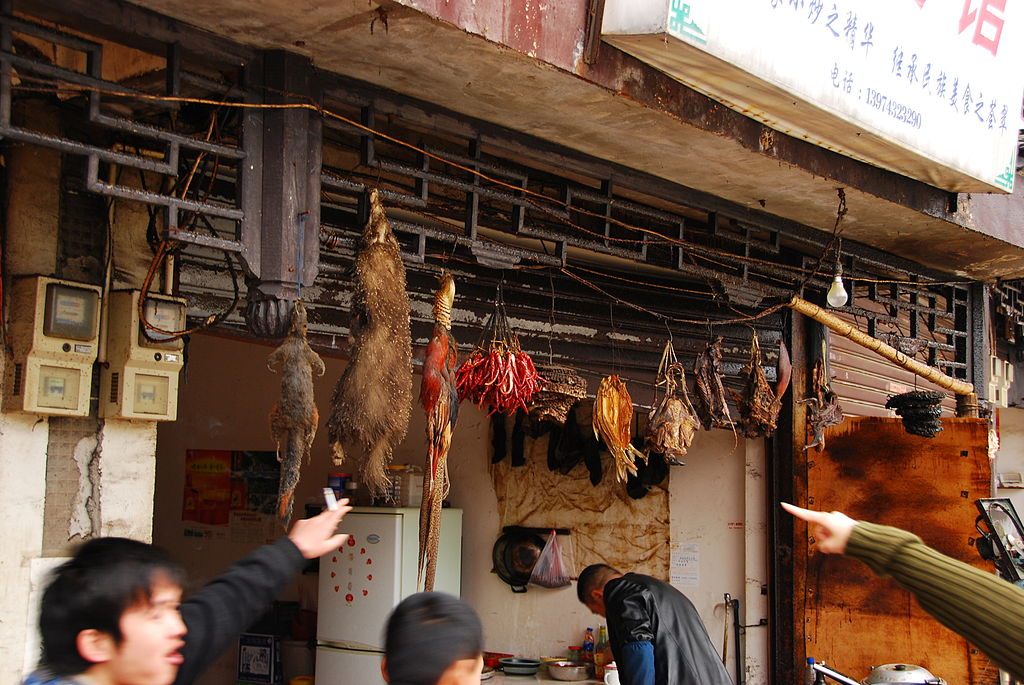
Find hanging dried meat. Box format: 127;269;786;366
645;341;698;464
885;390;945;438
327;189;413;498
455;289;543;415
693;336;733;430
528;364;588;425
267;301;326;524
729;334;792;439
593;375;647;482
799;358;844;451
418;273;459;591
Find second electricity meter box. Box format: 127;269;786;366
99;290;186;421
3;276;102;416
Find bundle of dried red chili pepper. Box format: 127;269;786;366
455;289;543;415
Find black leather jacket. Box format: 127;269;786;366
605;573;733;685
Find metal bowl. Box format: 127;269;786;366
862;664;946;685
547;661;590;681
499;657;541;676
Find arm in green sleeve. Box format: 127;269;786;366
846;520;1024;681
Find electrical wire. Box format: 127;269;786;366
12;75;971;294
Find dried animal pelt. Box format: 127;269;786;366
729;334;792;439
593;375;647;482
693;336;733;430
267;301;326;524
328;189;413;498
645;342;698;464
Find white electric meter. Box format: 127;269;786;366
3;276;102;416
99;290;186;421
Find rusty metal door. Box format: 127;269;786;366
796;416;995;685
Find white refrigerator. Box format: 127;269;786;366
315;506;463;685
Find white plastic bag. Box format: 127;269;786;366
529;530;571;588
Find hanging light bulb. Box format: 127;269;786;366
826;261;848;308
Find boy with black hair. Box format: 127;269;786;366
25;537;187;685
382;592;483;685
24;501;352;685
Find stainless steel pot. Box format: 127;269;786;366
861;664;947;685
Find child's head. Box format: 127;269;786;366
383;592;483;685
38;537;187;684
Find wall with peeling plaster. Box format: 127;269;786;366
155;333;767;683
0;100;166;679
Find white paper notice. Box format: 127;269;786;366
670;542;699;588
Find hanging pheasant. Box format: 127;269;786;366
417;273;459;591
327;189;413;498
267;301;325;524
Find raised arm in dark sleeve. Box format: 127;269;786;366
173;537;307;685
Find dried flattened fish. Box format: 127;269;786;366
593;375;647;482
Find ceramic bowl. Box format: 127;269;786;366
547;661;591;681
499;657;541;676
483;652;514;669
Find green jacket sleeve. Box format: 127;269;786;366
846;520;1024;681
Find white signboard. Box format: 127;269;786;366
604;0;1023;192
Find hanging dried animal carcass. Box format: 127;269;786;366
693;336;733;430
799;358;844;450
267;301;326;524
417;273;459;591
593;375;647;482
729;334;792;439
528;364;588;425
455;289;543;415
645;341;699;464
327;189;413;498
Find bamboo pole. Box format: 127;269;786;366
787;296;974;396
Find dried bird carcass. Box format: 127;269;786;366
645;341;699;464
729;334;792;438
799;358;844;450
418;274;459;591
693;336;733;430
267;301;326;524
593;375;647;482
327;189;413;498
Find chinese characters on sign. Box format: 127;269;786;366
747;0;1020;190
602;0;1020;190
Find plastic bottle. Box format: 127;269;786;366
594;625;609;677
804;658;816;685
582;626;595;663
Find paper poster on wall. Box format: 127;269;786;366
670;542;700;588
183;449;279;541
183;449;232;526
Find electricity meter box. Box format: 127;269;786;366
3;276;101;416
100;290;186;421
